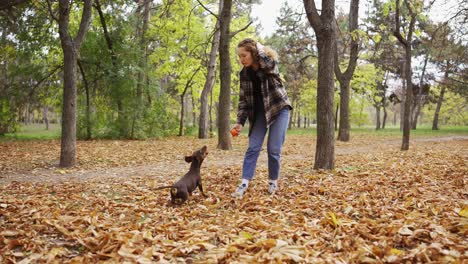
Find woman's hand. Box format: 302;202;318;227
231;124;243;137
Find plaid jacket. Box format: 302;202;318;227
236;53;292;134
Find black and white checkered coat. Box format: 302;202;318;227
236;52;292;135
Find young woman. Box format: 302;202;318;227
231;38;292;198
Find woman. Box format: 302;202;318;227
231;38;292;198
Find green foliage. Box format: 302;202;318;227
421;88;468;126
0;99;19;135
349;95;371;127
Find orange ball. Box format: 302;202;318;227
231;128;239;137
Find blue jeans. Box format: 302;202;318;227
242;107;290;181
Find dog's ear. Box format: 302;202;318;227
185;156;193;163
201;145;207;152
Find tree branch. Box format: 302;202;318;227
303;0;322;31
46;0;58;21
195;0;218;20
393;0;408;47
230;20;253;38
74;0;93;50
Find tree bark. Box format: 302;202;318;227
432;86;445;130
382;100;387;129
394;0;416;151
411;54;428;129
179;67;200;136
432;61;449;130
217;0;232;150
78;59;91;139
335;0;359;142
58;0;92;167
43;106;49;130
199;0;222;139
375;106;381;130
304;0;336;170
94;0;124;134
334;103;339;131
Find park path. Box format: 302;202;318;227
1;135;467;185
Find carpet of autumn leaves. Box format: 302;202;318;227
0;134;467;263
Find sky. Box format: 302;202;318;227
251;0;460;38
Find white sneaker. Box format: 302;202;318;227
231;183;248;198
268;182;278;195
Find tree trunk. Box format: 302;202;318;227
179;92;186;136
432;62;449;130
217;0;232;150
43;106;49;130
58;0;92;167
375;106;381;130
178;68;200;136
412;54;428;129
288;98;295;129
210;88;213;135
382;103;387;129
78;59;91;139
432;86;445;130
394;0;415;150
304;0;336;170
199;0;222;139
337;80;350;140
334;103;339;131
131;0;151;139
335;0;359;142
192;91;196;126
297;110;301;128
401;46;413;150
95;0;124;135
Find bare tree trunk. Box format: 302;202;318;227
375;106;381;130
337;81;350;139
43;106;49;130
432;62;449;130
334;103;339;131
179;92;186;136
57;0;92;167
217;0;232;150
78;59;91;139
304;0;336;169
335;0;359;142
288;98;295;129
179;68;200;136
191;91;196;126
199;0;222;139
95;0;124;135
210;89;213;135
412;54;428;129
382;102;387;129
401;46;413;150
394;0;416;150
432;86;445;130
297;110;301;128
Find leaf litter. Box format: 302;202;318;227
0;135;467;263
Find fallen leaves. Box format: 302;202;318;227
0;135;467;262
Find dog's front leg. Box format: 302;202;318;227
198;183;208;197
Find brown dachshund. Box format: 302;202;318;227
155;146;208;204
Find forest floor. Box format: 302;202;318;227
0;134;467;262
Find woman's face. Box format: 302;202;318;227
237;47;255;68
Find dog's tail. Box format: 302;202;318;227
154;185;176;190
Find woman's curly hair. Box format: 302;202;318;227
237;38;278;62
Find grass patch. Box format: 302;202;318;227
2;123;466;142
1;123;61;141
285;125;468;137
